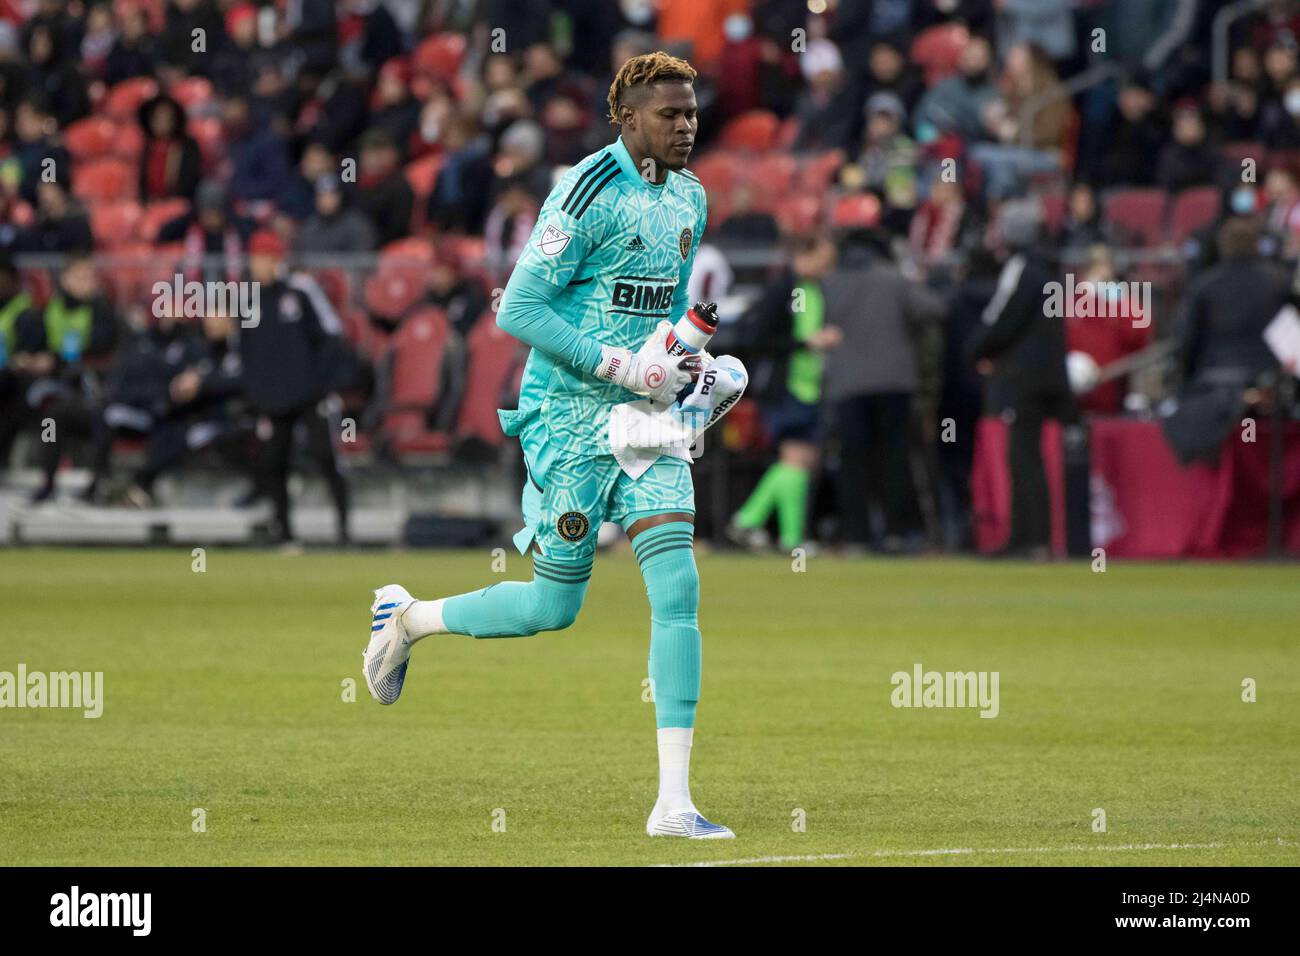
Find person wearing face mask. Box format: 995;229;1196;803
714;12;764;121
655;0;745;70
913;34;998;143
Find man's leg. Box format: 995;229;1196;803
408;545;592;639
362;448;607;704
258;412;295;542
303;402;350;544
614;455;733;838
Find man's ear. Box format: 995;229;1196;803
619;103;636;131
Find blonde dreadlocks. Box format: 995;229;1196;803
606;51;697;127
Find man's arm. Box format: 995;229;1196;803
496;267;604;374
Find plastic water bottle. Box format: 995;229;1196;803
61;329;81;363
665;301;718;357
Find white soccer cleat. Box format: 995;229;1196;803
646;804;735;839
362;585;415;705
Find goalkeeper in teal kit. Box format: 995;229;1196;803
361;53;737;838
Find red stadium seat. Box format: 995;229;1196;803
364;266;425;321
111;122;145;161
1102;188;1169;247
718;110;780;152
90;199;142;247
313;267;353;313
73;157;136;203
138;198;190;242
910;23;970;87
774;193;824;234
455;313;524;446
103;76;159;120
746;154;797;212
797;149;845;193
385;307;452;454
384;411;451;454
169;76;214;114
380;236;435;263
831;193;882;229
412;33;466;80
65;117;120;161
1167;186;1221;244
340;306;379;357
689;152;740;202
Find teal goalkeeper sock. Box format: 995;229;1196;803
633;522;701;729
441;553;591;638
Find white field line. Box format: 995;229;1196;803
656;840;1299;867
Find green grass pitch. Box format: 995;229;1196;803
1;547;1296;866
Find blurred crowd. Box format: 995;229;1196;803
0;0;1298;551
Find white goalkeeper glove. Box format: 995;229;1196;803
594;321;694;406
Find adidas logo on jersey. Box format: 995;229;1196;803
625;234;646;252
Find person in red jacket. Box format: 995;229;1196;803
1064;246;1151;416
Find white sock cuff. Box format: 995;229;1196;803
402;598;447;639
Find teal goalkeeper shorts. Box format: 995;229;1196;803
510;422;696;561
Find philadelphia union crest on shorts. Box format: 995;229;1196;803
557;511;590;542
679;227;692;261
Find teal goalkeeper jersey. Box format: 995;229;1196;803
499;135;707;456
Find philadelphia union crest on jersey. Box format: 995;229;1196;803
679;227;692;261
557;511;590;542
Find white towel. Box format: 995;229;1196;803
608;354;748;479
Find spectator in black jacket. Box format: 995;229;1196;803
355;128;413;248
239;230;350;544
24;20;88;126
159;0;225;76
1096;83;1165;188
12;95;72;206
1155;102;1221;192
19;180;94;254
105;4;158;86
1163;217;1290;464
971;199;1071;559
116;308;254;507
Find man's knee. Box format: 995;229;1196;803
528;588;584;632
643;549;699;624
